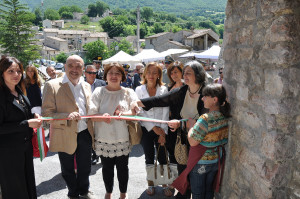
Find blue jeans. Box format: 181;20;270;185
189;163;218;199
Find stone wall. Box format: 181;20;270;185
220;0;300;198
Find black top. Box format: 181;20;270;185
26;83;42;107
141;84;207;120
0;86;34;147
132;73;141;90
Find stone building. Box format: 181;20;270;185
44;36;68;52
42;19;64;29
219;0;300;199
145;29;219;52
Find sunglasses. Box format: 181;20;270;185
219;72;223;74
86;71;97;75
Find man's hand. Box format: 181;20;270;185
68;112;81;120
28;119;42;129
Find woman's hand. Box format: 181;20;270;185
152;126;165;136
130;101;142;114
68;112;81;120
168;120;180;132
158;135;166;145
34;113;41;119
102;113;111;124
28;118;42;129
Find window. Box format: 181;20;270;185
150;39;153;45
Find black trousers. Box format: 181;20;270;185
0;141;37;199
58;129;92;197
100;155;129;193
166;127;178;164
140;126;167;165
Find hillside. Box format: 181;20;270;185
20;0;227;16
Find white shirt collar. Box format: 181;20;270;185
62;74;84;85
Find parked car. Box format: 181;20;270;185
55;63;64;71
50;61;56;67
40;59;46;66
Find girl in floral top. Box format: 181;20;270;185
188;83;231;199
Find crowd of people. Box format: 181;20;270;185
0;54;230;199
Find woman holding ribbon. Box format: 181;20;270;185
131;60;207;199
135;62;171;196
0;56;42;199
172;84;230;199
88;63;139;199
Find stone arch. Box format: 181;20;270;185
219;1;300;198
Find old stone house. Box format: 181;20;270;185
145;29;219;52
42;19;64;29
41;29;108;57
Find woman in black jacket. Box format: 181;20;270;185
131;61;207;199
0;56;42;199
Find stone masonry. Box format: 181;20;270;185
220;0;300;199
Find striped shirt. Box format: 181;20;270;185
190;111;229;164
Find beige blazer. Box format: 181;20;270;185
42;77;94;154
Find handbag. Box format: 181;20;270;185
174;121;189;165
146;145;178;186
127;120;142;146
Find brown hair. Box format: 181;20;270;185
141;62;164;86
0;56;26;93
202;83;231;118
24;65;41;88
103;63;126;82
167;61;183;87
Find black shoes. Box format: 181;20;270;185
91;156;99;165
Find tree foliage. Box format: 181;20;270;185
87;1;109;17
80;15;90;24
141;7;153;21
99;16;124;38
33;8;42;26
0;0;40;65
83;40;109;63
44;8;60;20
56;52;68;63
109;38;134;56
61;11;73;19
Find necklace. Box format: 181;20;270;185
188;85;201;95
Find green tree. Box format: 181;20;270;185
140;22;149;39
33;8;42;26
58;6;70;15
0;0;40;65
44;8;60;20
141;7;153;21
99;16;124;38
87;4;97;17
217;24;224;39
70;5;83;13
109;38;134;56
61;11;73;19
56;52;68;63
199;20;217;33
83;40;109;63
96;1;109;17
153;23;164;34
80;15;90;24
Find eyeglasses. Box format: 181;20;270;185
86;71;97;75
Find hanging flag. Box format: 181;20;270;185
36;127;48;161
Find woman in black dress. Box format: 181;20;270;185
0;56;42;199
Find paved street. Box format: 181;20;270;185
34;136;176;199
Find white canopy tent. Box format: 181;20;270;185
102;50;141;67
159;49;189;57
133;49;164;63
179;51;199;58
194;45;221;60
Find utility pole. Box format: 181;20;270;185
136;5;140;54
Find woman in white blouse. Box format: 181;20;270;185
135;62;172;197
88;63;138;199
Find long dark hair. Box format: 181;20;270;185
0;56;25;93
24;65;41;88
167;61;183;87
202;83;231;118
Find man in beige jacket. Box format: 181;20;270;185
42;55;95;199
